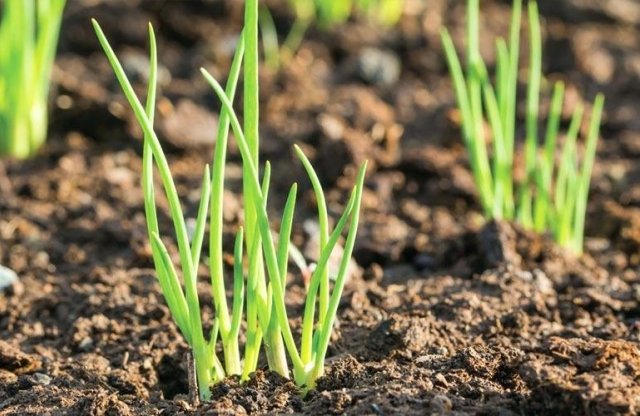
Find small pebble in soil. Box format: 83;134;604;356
122;50;171;86
370;403;384;415
0;369;17;384
0;264;18;294
319;114;345;140
532;269;554;294
434;373;449;388
415;348;448;364
186;217;197;241
413;253;437;271
32;373;52;386
78;337;94;351
356;47;401;88
430;394;453;414
585;237;610;252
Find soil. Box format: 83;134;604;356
2;0;640;414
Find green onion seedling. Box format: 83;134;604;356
0;0;66;158
260;0;404;70
93;0;366;400
441;0;604;253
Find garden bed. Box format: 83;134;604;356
1;0;639;414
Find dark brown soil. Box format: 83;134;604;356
2;0;640;414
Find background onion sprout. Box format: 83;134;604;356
0;0;66;158
440;0;604;253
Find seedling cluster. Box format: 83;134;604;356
288;0;403;28
0;0;66;158
93;0;365;400
441;0;604;253
261;0;403;69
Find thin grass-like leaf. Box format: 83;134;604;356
311;162;367;387
293;145;330;327
483;83;506;218
138;23;193;338
94;20;213;398
190;165;212;272
259;5;280;70
555;104;583;217
300;183;358;365
277;184;298;287
230;229;245;340
441;28;493;214
533;81;565;230
572;94;604;251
